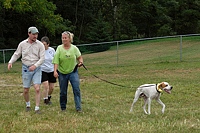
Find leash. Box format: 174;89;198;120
80;64;130;88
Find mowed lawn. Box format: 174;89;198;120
0;36;200;133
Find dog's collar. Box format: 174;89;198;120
156;84;162;93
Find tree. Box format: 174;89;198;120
0;0;69;48
85;11;112;52
1;0;200;49
175;0;200;34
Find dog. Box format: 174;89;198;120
129;82;173;115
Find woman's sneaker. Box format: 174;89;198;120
44;99;50;105
48;96;52;105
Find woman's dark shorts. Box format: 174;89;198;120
41;71;56;83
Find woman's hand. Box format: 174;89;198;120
54;71;59;78
78;62;83;67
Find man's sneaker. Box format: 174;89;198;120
26;107;31;112
35;110;41;114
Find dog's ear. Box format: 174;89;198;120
161;82;166;88
158;83;162;89
158;82;166;88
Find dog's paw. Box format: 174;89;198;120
162;109;165;114
144;111;148;114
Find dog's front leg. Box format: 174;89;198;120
157;99;165;113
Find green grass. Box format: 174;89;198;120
1;36;200;132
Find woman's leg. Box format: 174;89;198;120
58;72;69;110
70;71;81;111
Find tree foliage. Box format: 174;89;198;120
85;11;112;52
1;0;200;51
0;0;70;48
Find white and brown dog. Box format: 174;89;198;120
130;82;173;115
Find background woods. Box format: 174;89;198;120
1;0;200;49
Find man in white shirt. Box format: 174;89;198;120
8;26;45;114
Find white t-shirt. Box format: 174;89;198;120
41;47;55;72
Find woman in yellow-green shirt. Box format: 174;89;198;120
53;31;83;112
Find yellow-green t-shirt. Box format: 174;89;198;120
52;44;81;74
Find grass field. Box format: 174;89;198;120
0;37;200;132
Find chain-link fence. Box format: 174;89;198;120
1;34;200;73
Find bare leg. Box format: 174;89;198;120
48;83;54;95
42;81;49;99
24;88;30;102
34;84;41;107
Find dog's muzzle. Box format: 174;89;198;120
164;86;173;94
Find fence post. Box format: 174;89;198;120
3;50;6;72
116;41;119;66
180;35;182;62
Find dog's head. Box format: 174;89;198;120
158;82;173;94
